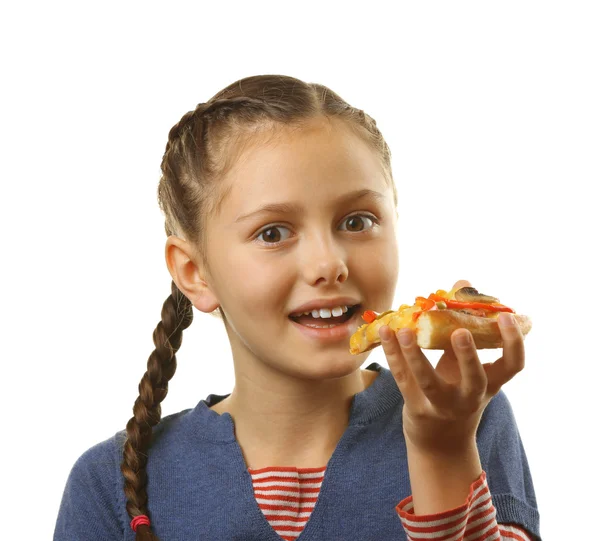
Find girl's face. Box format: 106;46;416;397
202;117;399;380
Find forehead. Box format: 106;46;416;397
217;118;391;221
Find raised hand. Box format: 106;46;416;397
378;280;525;455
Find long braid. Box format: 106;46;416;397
121;281;193;540
121;96;289;540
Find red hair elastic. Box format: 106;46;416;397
131;515;151;532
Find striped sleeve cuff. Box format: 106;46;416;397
396;471;533;540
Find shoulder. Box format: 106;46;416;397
54;432;127;540
55;406;205;540
74;406;194;468
69;403;207;473
67;432;122;489
65;404;212;485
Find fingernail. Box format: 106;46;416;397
397;329;413;346
456;331;471;348
498;313;515;328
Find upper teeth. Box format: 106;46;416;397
295;305;350;318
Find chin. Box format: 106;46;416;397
287;354;365;382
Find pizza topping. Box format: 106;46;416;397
456;308;488;317
362;310;378;323
415;297;436;311
361;286;515;326
412;296;439;321
426;292;513;312
454;286;499;304
361;309;394;323
442;300;514;313
412;310;427;321
411;291;514;322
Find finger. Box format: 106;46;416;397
452;279;472;290
396;328;447;402
483;313;526;395
451;329;487;401
379;326;421;405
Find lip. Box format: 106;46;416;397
289;297;361;317
289;306;362;344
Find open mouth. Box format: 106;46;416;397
289;304;361;328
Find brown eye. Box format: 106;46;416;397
262;228;280;242
342;214;375;233
257;226;290;244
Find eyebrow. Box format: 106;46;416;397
234;189;386;224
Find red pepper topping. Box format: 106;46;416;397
362;310;378;323
364;291;515;326
444;300;514;313
415;296;435;311
427;292;513;313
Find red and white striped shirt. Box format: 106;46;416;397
249;466;326;541
248;467;533;541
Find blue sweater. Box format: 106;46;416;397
54;362;541;540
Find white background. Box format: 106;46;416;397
2;1;598;539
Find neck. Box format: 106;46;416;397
211;364;377;469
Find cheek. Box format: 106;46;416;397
353;236;399;298
374;249;399;292
226;254;294;311
362;231;398;274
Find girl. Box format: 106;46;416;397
54;75;540;540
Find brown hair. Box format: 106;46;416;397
121;74;397;540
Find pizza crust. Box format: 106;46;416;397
414;310;532;350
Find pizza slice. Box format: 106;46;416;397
349;285;532;354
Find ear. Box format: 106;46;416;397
164;235;220;313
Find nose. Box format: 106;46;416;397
300;231;349;286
